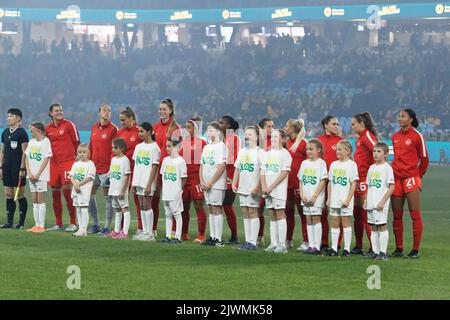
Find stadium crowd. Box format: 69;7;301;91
0;32;449;140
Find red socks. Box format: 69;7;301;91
151;195;160;232
410;210;423;251
258;214;265;237
182;210;190;234
354;206;364;248
196;207;207;237
223;204;238;239
52;189;63;226
393;209;404;250
62;189;76;225
133;193;142;230
285;205;295;241
321;208;329;247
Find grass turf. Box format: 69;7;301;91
0;166;449;299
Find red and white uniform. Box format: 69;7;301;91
153;118;182;184
180;135;207;201
392;127;429;196
45;119;80;186
317;133;343;170
89;121;118;174
287;138;307;199
225;133;241;190
116;125;142;167
354;129;377;196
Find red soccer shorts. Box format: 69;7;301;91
49;160;74;187
182;183;204;202
392;176;422;197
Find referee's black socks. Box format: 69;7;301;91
6;198;16;225
18;197;28;227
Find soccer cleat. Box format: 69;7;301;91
65;224;78;232
215;240;225;247
27;226;37;232
362;249;375;257
365;252;379;259
87;225;101;234
264;244;278;252
170;238;182;244
181;233;190;241
390;248;404;258
193;235;206;244
350;247;364;255
132;229;144;240
297;242;309;252
159;237;172;243
405;250;420;259
99;227;110;236
46;225;64;231
274;245;288;254
117;231;129;239
138;233;154;241
377;252;389;261
320;246;330;256
304;247;315;255
257;236;265;246
1;223;13;229
73;230;87;237
237;242;250;251
201;237;214;246
341;250;351;258
34;226;45;233
327;249;339;257
227;238;239;245
108;231;120;238
286;240;294;249
13;224;24;230
246;242;258;250
310;248;320;255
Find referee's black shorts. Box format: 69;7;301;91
2;162;26;188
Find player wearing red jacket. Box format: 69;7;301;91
179;116;207;242
391;109;429;259
284;119;308;250
88;104;118;234
45;104;80;231
116;107;143;238
220;115;240;244
257;117;273;246
317;115;343;253
152;99;182;236
351;112;378;255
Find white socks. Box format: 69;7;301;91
243;217;260;245
215;214;223;242
371;231;380;254
331;228;340;252
277;219;287;248
343;227;352;252
114;212;122;233
379;230;389;254
307;224;314;248
142;209;154;235
270;221;278;246
33;203;39;227
80;207;89;232
209;214;216;239
38;203;46;228
174;214;182;240
249;218;260;246
314;223;322;250
122;211;130;235
166;215;173;238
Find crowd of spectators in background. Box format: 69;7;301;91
0;30;449;140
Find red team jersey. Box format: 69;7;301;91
89;120;118;174
317;133;343;170
287;138;307;190
179;135;207;185
116;125;142;167
392;127;429;179
45;119;80;164
225;133;241;188
354;129;378;179
153;117;182;162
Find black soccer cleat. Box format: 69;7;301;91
350;247;364;255
390;248;404;258
320;245;330;255
405;250;420;259
376;252;389;261
202;237;214;246
227;238;239;245
341;250;351;258
0;223;13;229
327;249;339;257
365;251;378;259
13;224;24;230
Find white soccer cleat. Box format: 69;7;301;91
65;224;78;232
264;243;278;252
132;229;144;240
297;241;309;252
274;245;288;254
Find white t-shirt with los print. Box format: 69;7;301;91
261;148;292;201
201;141;228;190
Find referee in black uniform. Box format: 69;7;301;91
0;108;29;229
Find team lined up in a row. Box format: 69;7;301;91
1;102;428;258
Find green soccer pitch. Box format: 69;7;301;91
0;166;449;300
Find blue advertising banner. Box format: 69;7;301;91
1;2;450;23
